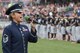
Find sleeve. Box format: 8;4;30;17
2;27;12;53
28;27;38;43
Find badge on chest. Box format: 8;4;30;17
22;27;28;31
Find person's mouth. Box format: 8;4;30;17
20;17;22;18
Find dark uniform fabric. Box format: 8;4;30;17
2;21;38;53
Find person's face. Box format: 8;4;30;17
12;11;23;23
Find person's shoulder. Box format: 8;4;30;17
4;24;12;30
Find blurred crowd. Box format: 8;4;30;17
23;2;80;42
0;6;8;21
1;2;80;42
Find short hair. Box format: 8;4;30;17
9;15;13;21
9;12;15;21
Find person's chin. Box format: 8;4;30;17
20;20;23;22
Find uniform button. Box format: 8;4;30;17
21;31;23;33
22;34;24;36
24;51;26;53
23;37;24;40
24;44;25;46
23;37;24;39
23;40;25;43
22;38;25;44
22;34;24;37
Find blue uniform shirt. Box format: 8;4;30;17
2;21;38;53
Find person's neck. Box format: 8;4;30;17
13;19;20;24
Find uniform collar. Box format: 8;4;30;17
12;21;20;27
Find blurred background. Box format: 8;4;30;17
0;0;80;42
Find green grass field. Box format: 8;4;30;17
0;33;2;53
0;33;80;53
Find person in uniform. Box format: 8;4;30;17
77;16;80;43
60;17;66;40
50;18;56;40
75;16;80;41
2;3;38;53
71;16;76;41
65;17;71;41
47;16;52;39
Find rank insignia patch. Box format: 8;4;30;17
3;34;8;43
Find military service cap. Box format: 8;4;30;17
6;3;23;15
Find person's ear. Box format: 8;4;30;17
10;12;15;18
